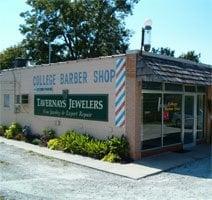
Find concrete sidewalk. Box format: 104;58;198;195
0;136;211;180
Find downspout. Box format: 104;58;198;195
11;70;17;121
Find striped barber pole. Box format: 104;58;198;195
115;57;126;127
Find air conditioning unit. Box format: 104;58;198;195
14;105;21;113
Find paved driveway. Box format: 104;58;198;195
0;142;211;200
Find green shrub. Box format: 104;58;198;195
0;127;3;136
107;135;129;160
40;128;56;146
0;125;5;136
102;152;121;163
60;130;92;155
4;129;13;139
47;130;129;162
85;139;109;159
47;138;64;150
4;122;23;139
0;125;8;136
31;138;41;145
10;122;22;133
3;125;8;132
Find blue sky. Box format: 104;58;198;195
0;0;211;64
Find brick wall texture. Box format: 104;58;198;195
125;53;141;160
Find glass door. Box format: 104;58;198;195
183;95;196;147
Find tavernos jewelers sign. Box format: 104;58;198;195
34;94;108;121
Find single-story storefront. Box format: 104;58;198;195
0;50;211;160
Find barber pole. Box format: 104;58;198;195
115;58;126;127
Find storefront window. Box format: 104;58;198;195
163;94;182;146
197;95;205;140
142;83;206;151
142;93;162;150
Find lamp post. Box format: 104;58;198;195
141;19;152;52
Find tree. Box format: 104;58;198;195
0;45;26;70
179;51;200;63
152;47;201;63
20;0;139;64
151;47;175;57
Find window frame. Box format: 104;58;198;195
141;82;206;151
3;94;10;108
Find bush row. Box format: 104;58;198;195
48;130;129;162
0;123;130;163
0;123;55;146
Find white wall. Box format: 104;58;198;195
0;55;125;139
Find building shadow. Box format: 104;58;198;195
135;144;212;179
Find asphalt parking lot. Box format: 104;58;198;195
0;142;211;200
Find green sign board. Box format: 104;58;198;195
34;94;108;121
